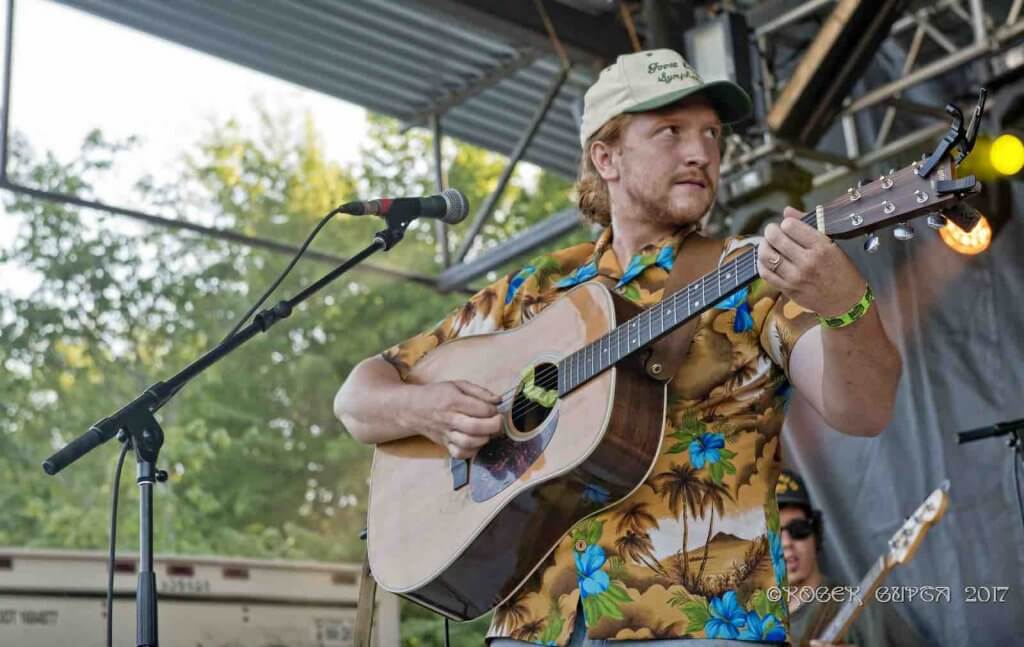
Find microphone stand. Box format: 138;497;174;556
41;211;415;647
957;417;1024;465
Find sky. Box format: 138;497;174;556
0;0;376;294
4;0;369;178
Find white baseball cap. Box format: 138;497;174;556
579;48;752;148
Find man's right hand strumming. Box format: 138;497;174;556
334;356;503;459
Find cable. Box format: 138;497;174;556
1014;451;1024;542
443;616;451;647
221;208;343;343
106;437;132;647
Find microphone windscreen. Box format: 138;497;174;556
441;189;469;225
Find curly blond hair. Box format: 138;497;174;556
575;114;633;227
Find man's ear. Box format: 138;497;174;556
590;140;620;182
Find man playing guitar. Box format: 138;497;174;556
335;49;902;646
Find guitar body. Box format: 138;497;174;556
367;282;667;620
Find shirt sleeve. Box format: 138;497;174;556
379;273;514;380
720;236;818;379
758;289;819;380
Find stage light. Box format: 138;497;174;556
990;134;1024;175
939;214;992;255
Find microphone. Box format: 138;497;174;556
337;188;469;225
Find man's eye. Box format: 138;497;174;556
705;127;720;138
661;126;679;136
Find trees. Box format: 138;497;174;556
0;108;577;645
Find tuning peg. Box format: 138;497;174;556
927;213;948;230
893;222;915;240
864;233;881;254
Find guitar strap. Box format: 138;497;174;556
599;231;724;383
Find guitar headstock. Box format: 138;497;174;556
823;157;981;240
885;482;950;567
822;88;986;241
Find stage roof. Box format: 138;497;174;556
52;0;625;178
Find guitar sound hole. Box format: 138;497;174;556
509;362;558;439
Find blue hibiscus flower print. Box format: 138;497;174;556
688;432;725;469
739;611;787;641
505;265;537;304
705;591;747;638
714;286;754;332
574;544;610;599
555;261;598;289
768;530;786;587
615;244;675;288
655;244;676;270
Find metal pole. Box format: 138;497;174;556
1009;0;1024;26
968;0;987;47
754;0;834;37
453;65;569;263
430;113;450;268
1;0;15;182
875;23;926;149
812;122;948;187
842;44;987;116
841;115;860;159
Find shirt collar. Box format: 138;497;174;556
556;224;696;290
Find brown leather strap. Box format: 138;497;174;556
593;233;724;380
354;550;377;647
643;233;723;381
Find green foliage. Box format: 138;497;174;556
677;598;711;634
570;518;604;546
749;589;786;622
0;106;578;645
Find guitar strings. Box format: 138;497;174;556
497;249;765;423
501;250;761;421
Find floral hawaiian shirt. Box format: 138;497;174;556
381;226;818;645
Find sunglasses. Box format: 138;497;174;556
781;519;815;540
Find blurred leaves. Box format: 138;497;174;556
0;105;578;646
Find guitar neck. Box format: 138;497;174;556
555;245;760;395
816;556;891;643
555;210;844;396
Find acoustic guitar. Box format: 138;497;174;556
813;483;950;644
366;111;982;621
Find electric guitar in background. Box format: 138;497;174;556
814;483;950;644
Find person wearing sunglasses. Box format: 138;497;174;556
777;469;923;647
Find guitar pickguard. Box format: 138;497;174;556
469;407;560;503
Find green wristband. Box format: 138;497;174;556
817;284;874;329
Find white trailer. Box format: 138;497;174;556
0;547;399;646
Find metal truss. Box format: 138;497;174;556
738;0;1024;190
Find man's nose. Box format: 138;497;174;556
680;138;710;168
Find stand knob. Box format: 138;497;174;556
893;222;915;240
156;470;169;482
864;233;881;254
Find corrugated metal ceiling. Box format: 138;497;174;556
52;0;598;178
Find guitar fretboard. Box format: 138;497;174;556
817;555;888;642
554;209;829;395
555;246;760;394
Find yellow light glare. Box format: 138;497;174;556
939;214;992;255
990;134;1024;175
